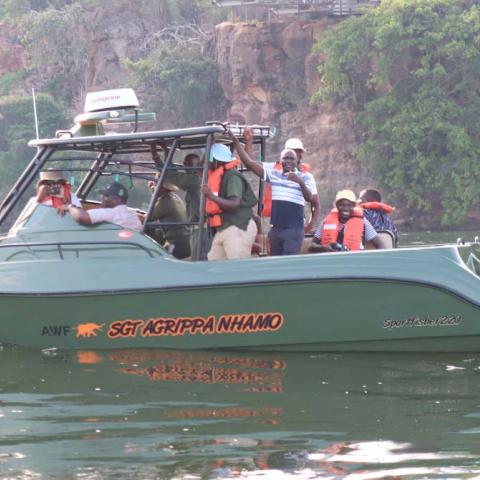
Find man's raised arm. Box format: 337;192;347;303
227;128;264;178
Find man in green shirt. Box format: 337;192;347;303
201;143;258;261
150;181;191;259
151;147;211;260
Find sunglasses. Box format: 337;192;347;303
282;156;296;160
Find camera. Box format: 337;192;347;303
48;184;64;197
329;242;349;252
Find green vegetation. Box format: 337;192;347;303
0;94;67;199
126;49;226;128
313;0;480;225
16;4;88;104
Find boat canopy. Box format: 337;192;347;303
0;89;275;260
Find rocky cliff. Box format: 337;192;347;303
214;20;372;207
0;11;375;212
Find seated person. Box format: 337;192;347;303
61;181;142;231
309;189;384;253
37;170;80;207
358;189;398;245
149;180;191;259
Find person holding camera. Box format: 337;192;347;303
36;170;80;207
309;189;384;253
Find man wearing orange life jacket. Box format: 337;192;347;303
309;189;385;253
358;189;398;245
36;170;81;208
200;143;258;261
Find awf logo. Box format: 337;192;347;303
118;230;133;239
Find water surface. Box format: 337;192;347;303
2;231;480;479
1;347;480;479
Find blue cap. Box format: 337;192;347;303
210;143;232;163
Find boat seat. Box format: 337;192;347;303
366;230;396;250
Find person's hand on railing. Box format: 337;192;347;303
57;203;70;217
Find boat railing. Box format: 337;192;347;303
0;240;161;261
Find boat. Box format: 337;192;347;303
0;88;480;352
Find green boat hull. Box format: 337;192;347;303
1;206;480;351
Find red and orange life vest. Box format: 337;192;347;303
205;159;240;227
262;162;310;217
320;207;364;251
41;183;72;208
360;201;394;214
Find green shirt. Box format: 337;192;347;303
151;192;191;256
158;166;201;223
219;169;257;231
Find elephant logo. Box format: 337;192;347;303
76;323;105;338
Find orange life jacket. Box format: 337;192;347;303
321;207;364;251
262;162;310;217
360;201;395;214
41;183;72;208
205;159;240;227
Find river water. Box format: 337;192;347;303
2;231;480;479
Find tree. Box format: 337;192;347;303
0;94;67;201
127;48;227;128
313;0;480;226
16;4;88;104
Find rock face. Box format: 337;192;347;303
0;23;26;77
0;12;377;213
215;20;372;208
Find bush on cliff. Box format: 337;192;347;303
126;48;227;128
313;0;480;226
0;94;66;200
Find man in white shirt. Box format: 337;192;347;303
64;181;142;231
284;138;320;233
229;129;315;256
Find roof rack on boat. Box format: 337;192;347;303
205;120;275;140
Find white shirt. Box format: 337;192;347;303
87;204;142;231
263;162;316;206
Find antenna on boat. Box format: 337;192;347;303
32;88;40;140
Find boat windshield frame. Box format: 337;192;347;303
0;123;271;260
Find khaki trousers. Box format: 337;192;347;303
207;219;257;261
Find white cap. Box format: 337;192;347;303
210;143;233;163
284;138;305;152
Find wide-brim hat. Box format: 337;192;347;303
161;181;178;192
39;170;65;182
210;143;232;163
335;189;357;204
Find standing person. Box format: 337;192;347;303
149;181;191;259
36;171;81;208
200;143;258;261
230;129;315;256
62;181;142;231
151;146;211;259
284;138;320;233
309;189;384;253
358;189;398;246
